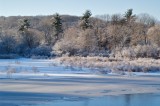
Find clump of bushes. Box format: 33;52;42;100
30;45;52;57
114;45;160;59
53;28;101;56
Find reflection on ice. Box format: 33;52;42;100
1;91;160;106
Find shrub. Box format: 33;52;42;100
121;47;136;58
53;28;99;56
19;29;43;49
30;45;52;56
114;45;159;59
0;33;17;54
134;45;159;58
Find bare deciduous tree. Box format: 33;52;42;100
147;25;160;46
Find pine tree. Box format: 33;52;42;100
80;10;92;30
51;13;63;38
124;9;136;23
19;18;30;32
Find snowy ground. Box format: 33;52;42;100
0;58;160;97
0;58;160;79
0;58;96;79
1;74;160;97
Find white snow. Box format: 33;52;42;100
0;58;97;79
0;58;160;79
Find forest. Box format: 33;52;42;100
0;9;160;59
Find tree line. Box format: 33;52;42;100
0;9;160;58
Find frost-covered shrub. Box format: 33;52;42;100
14;43;31;56
19;29;43;49
121;47;136;58
55;56;160;74
53;27;80;56
134;45;159;58
53;39;79;56
53;28;99;56
113;45;159;59
31;45;52;56
0;34;17;54
147;25;160;46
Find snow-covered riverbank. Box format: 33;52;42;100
0;58;160;100
0;58;160;79
55;56;160;75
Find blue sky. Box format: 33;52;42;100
0;0;160;19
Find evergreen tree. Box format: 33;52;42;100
124;9;136;23
19;18;30;32
51;13;63;38
80;10;92;30
18;18;36;49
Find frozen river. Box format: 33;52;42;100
0;91;160;106
0;58;160;106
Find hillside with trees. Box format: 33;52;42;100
0;9;160;59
